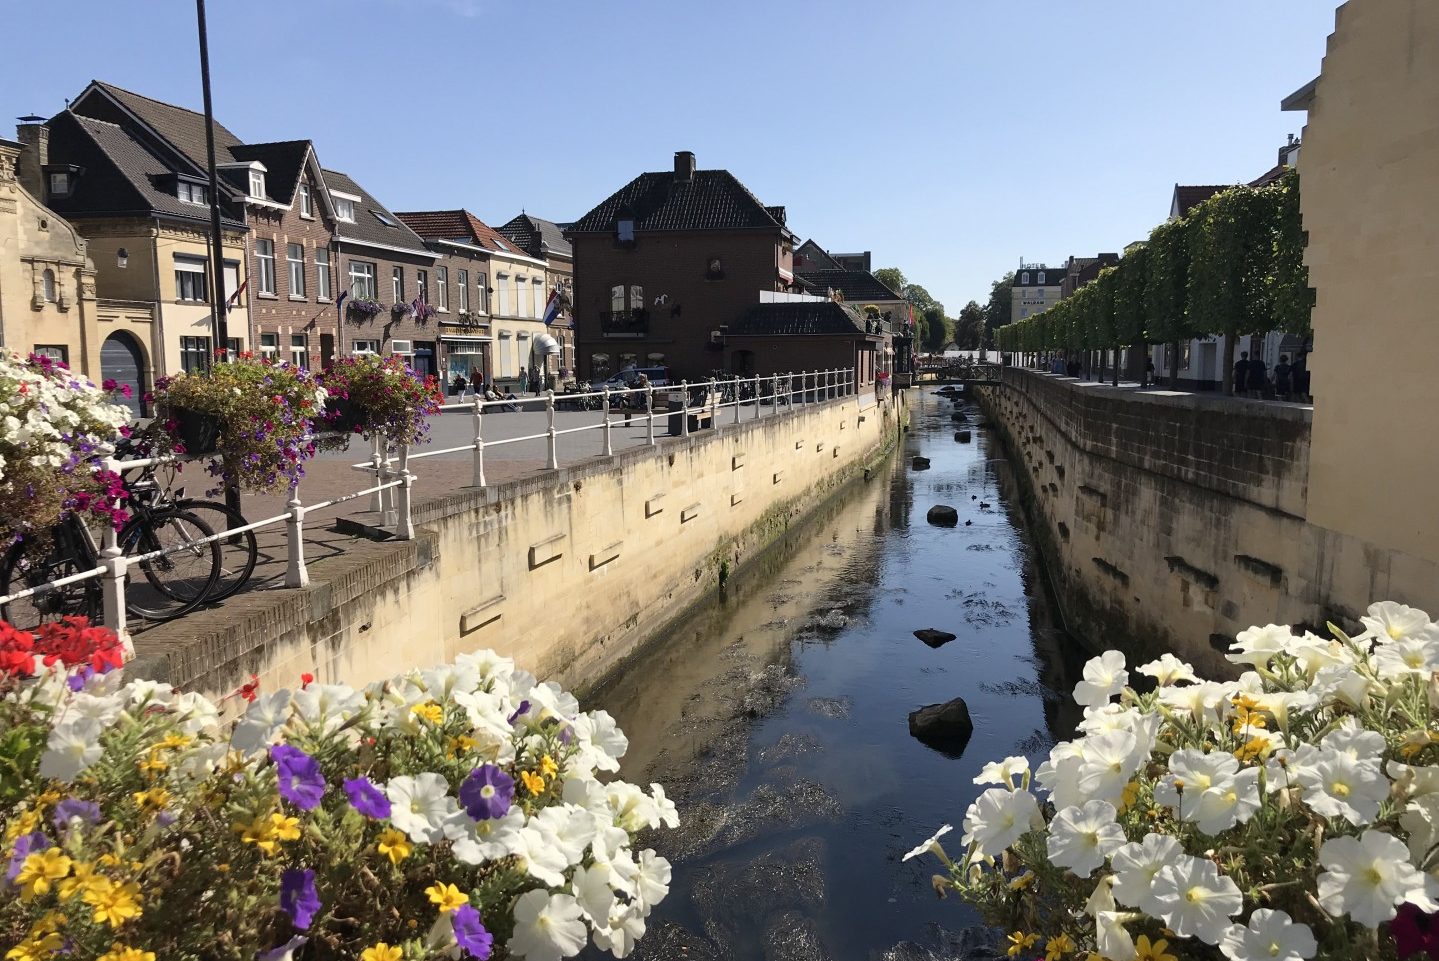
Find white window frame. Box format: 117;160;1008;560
392;267;404;303
249;170;266;198
349;261;376;299
1021;271;1029;285
255;239;276;295
178;181;207;206
476;273;488;313
499;331;514;377
532;277;545;319
298;183;313;218
352;339;380;355
335;197;356;223
457;269;469;312
315;248;331;300
48;172;71;197
174;255;207;302
259;333;280;358
496;273;510;316
290;334;307;368
514;275;528;317
417;269;429;306
391;339;414;356
436;266;449;310
287;243;306;299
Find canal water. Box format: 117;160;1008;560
588;389;1090;961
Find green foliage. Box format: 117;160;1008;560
954;301;985;350
984;273;1015;346
1269;170;1314;335
921;306;949;353
1113;243;1149;346
1187;184;1271;336
873;267;906;297
1144;217;1195;345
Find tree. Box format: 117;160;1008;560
955;301;985;350
984;273;1014;348
921;306;949;353
874;267;906;298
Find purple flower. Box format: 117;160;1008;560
5;832;49;884
270;744;327;811
452;904;494;959
67;666;95;691
342;777;391;819
279;867;321;930
1393;904;1439;960
459;765;515;821
52;798;101;831
507;700;531;725
257;936;308;961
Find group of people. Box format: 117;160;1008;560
1234;351;1309;402
449;373;522;411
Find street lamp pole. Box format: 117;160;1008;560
196;0;229;354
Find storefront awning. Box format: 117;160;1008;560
440;335;493;344
532;332;561;356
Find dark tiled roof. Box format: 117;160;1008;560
765;205;786;226
230;140;311;204
77;80;244;173
497;213;572;259
1174;185;1229;216
324;170;431;256
731;301;870;337
794;240;841;270
794;269;904;303
568;169;785;233
1011;267;1062;287
1248;164;1290;188
394;209;520;256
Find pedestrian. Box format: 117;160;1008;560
1294;350;1311;401
452;373;467;397
1144;357;1156;387
1066;356;1081;379
529;368;541;396
1233;351;1250;396
1249;354;1269;399
1274;354;1293;400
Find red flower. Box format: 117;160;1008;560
300;672;314;688
237;674;261;702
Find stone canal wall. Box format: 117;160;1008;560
976;368;1439;676
130;391;903;701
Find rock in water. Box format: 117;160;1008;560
926;505;959;526
950;411;967;423
911;456;931;470
909;698;974;757
957;430;972;442
914;628;957;648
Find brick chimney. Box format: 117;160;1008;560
674;150;695;183
15;116;48;199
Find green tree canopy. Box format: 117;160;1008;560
955;301;985;350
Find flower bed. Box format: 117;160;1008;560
907;601;1439;961
0;352;133;539
149;355;326;494
0;621;676;960
322;355;443;446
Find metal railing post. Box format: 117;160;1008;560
646;385;656;445
801;370;809;405
471;395;486;488
395;444;415;541
285;481;309;588
680;381;690;437
734;378;742;425
754;375;761;420
367;434;384;512
708;378;717;428
99;525;129;645
602;388;613;456
545;389;559;470
379;447;396;526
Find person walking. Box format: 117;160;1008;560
1143;357;1156;387
1233;351;1250;396
1248;354;1269;399
1274;354;1293;401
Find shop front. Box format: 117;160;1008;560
441;333;492;393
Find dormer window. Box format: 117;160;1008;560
335;197;356;222
48;172;72;198
1021;271;1030;285
298;183;313;218
178;181;208;206
249;170;266;199
1038;271;1046;284
617;218;635;243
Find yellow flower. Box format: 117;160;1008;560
4;933;63;961
268;812;301;843
16;849;72;901
1134;935;1177;961
1008;870;1035;891
28;913;64;938
136;751;168;776
84;877;143;928
131;788;169;813
236;817;276;855
520;770;547;795
36;790;62;809
1006;931;1039;958
448;734;477;756
57;861;98;901
410;701;444;725
1118;779;1141;814
157;733;191;751
377;828;412;865
425;881;469;913
97;946;157;961
1235;736;1274;764
1046;933;1075;960
539;754;559;779
5;809;40;842
360;943;404;961
98;853;122;868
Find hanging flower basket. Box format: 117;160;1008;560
165;406;222;456
321;354;443;445
321;396;362;435
347;299;384;323
391;302;415;319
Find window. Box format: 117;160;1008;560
476;273;488;313
496;273;510;315
352;339;379;355
178;181;207;205
255;239;276;295
372;210;397;227
34;345;68;366
617;218;635;243
499;332;514;377
287;244;306;298
1037;271;1046;284
392;267;404;303
513;275;526;317
174;256;207;302
180;336;212;373
391;340;413;356
457;269;469;311
315;249;332;300
533;278;545;319
591;353;612;379
1020;271;1030;285
298;183;313;218
249;170;266;198
226;337;242;361
1021;307;1029;317
260;333;279;358
48;172;71;198
41;269;57;303
436;266;448;310
290;335;307;367
335;198;356;222
349;261;376;299
417;269;429;306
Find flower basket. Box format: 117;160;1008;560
392;302;415;319
347;299;385;324
322;354;443;446
165;405;221;455
0;352;132;539
321;396;362;435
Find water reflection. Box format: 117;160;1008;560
586;389;1089;960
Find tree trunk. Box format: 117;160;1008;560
1221;332;1235;396
1168;341;1181;388
1112;348;1119;387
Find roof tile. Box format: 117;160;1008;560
568;169;785;233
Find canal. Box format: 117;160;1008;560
588;388;1090;961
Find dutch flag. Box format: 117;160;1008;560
541;288;563;326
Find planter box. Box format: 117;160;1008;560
169;407;221;455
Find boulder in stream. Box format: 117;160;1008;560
911;456;931;470
956;430;972;443
950;411;967;423
909;698;974;757
926;505;959;526
914;628;957;648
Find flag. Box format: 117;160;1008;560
335;291;349;316
225;278;248;314
541;288;563;326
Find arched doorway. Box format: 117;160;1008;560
100;331;147;419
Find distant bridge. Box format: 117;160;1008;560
913;362;1003;386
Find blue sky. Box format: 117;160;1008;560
2;0;1336;311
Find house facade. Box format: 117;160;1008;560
499;213;575;379
1010;262;1064;325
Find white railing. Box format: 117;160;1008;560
0;367;860;642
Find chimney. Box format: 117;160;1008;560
15;116;48;199
674;150;695;183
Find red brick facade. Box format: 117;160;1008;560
247;168;338;369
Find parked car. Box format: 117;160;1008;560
593;366;672;390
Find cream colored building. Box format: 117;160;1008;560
1290;0;1439;570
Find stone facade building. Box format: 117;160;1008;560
1010;262;1063;325
498;213;574;379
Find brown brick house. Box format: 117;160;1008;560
566;151;803;381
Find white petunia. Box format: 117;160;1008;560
1357;601;1439;646
1218;908;1316;961
1157;680;1228;724
571;863;616;926
1374;636;1439;680
230;690;293;755
588;826;640;897
507;890;589;961
513;823;573;887
1287;633;1351;677
1401;794;1439;870
1074;650;1127;708
633;849;671;911
450;807;525;864
1046;800;1126;877
1035;740;1087;810
1296;751;1388;826
647;784;680;829
1322;718;1388;761
1160;749;1259;834
123;677;175;706
1137;652;1197;686
531;804;600;866
38;717;106;781
1109;833;1183;913
1095;910;1139;961
974;755;1030;788
1076;730;1144;807
961;788;1043;857
590;903;647;959
1226;624;1296;668
902;824;953;863
1150;856;1243;944
1317;830;1436;927
385;773;457;844
570;710;629;773
292;683;365;734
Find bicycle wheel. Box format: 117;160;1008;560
173;499;258;601
120;509;221;622
0;524;103;631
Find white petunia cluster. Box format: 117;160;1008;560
910;601;1439;961
0;351;130;480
